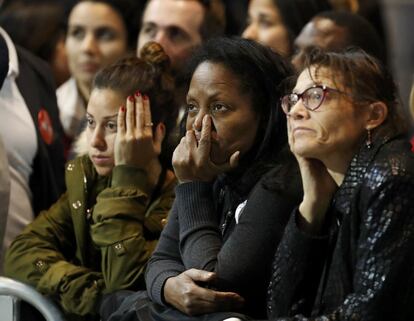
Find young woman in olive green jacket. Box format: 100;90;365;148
4;42;178;320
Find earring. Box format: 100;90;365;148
366;129;372;149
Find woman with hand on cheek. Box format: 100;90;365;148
4;42;178;321
134;37;303;321
222;48;414;321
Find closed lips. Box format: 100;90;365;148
292;127;314;134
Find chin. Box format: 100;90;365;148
94;166;112;177
291;142;319;159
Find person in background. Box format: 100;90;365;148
292;10;385;69
0;0;70;87
219;48;414;321
101;37;301;321
0;26;65;274
58;0;141;157
5;42;178;320
242;0;331;57
137;0;227;152
137;0;225;77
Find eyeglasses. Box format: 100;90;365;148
280;85;349;114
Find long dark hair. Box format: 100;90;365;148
183;37;295;189
93;42;178;169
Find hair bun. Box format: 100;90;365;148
140;41;171;71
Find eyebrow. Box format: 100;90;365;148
86;112;118;120
68;24;118;31
187;90;225;101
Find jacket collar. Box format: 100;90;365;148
0;27;18;78
333;127;402;217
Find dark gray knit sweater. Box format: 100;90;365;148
145;165;302;318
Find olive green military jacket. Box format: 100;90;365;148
4;155;176;319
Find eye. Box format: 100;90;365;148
86;117;95;128
211;103;228;113
96;28;117;41
186;103;198;113
308;89;323;101
68;26;85;40
167;27;189;43
141;23;157;38
258;19;273;28
105;121;117;132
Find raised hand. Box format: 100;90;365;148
163;269;245;316
114;92;164;170
173;115;240;183
287;120;337;234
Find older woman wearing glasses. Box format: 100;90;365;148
218;48;414;321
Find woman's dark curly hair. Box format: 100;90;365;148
181;37;298;192
183;37;294;167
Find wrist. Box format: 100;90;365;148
298;200;329;235
163;277;175;305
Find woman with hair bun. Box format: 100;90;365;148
4;42;178;320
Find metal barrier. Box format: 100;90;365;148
0;277;65;321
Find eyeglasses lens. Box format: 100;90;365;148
304;87;324;110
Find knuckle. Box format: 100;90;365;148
125;134;134;141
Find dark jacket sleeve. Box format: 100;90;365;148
262;173;414;321
266;210;329;318
145;201;186;305
176;176;299;299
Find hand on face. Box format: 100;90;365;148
172;115;240;183
286;87;338;234
163;269;245;316
114;93;164;171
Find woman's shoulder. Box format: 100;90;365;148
359;137;414;201
368;136;414;179
64;155;96;186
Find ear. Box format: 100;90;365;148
365;101;388;130
153;122;166;156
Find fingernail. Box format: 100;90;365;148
135;91;141;97
128;95;135;102
143;94;148;101
120;105;125;112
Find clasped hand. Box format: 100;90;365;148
114;92;163;171
173;115;240;183
164;269;245;316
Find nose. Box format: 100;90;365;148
288;99;308;120
191;108;208;132
154;30;170;52
242;24;257;41
81;32;98;54
90;127;106;150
